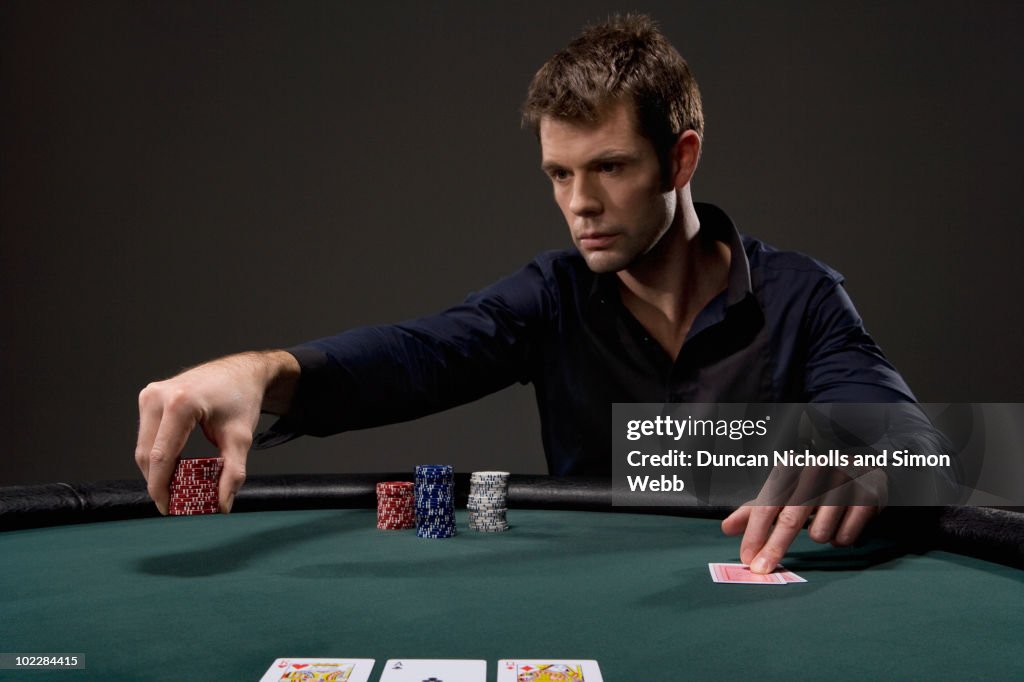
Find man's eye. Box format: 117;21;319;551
599;162;621;173
550;170;569;182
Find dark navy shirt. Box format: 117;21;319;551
262;203;914;476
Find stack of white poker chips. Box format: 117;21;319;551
467;471;509;532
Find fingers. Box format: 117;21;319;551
135;384;163;482
833;505;877;546
736;505;782;565
144;393;200;515
216;425;251;514
807;505;846;543
808;505;877;546
724;502;880;574
747;505;813;574
721;506;751;537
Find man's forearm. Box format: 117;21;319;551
254;350;301;415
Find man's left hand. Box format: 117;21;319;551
721;504;879;574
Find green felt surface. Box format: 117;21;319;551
1;509;1021;681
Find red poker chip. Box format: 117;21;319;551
377;481;413;489
173;468;221;474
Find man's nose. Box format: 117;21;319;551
569;175;602;216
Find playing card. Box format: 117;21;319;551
379;659;486;681
776;565;807;583
257;657;375;681
497;659;603;682
708;563;788;584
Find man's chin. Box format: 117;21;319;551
580;250;628;274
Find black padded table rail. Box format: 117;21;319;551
1;474;1021;567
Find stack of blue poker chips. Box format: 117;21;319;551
467;471;510;532
414;464;456;539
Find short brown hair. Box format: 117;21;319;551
522;14;704;176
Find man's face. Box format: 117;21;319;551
540;100;677;274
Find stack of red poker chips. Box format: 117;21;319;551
168;457;224;516
376;481;415;530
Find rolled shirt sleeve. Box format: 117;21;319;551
256;259;555;446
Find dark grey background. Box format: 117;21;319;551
2;1;1022;485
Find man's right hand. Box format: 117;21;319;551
135;350;300;515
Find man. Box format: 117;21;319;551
136;15;915;574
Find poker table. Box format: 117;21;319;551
1;475;1022;681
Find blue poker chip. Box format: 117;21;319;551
415;465;454;481
417;526;456;532
416;487;453;494
416;510;454;518
413;489;454;499
416;495;454;504
416;485;452;491
416;496;454;504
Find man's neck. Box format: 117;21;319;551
616;192;731;359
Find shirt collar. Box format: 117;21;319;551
586;202;754;308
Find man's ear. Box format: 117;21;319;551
669;130;702;190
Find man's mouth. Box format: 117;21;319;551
578;232;618;249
